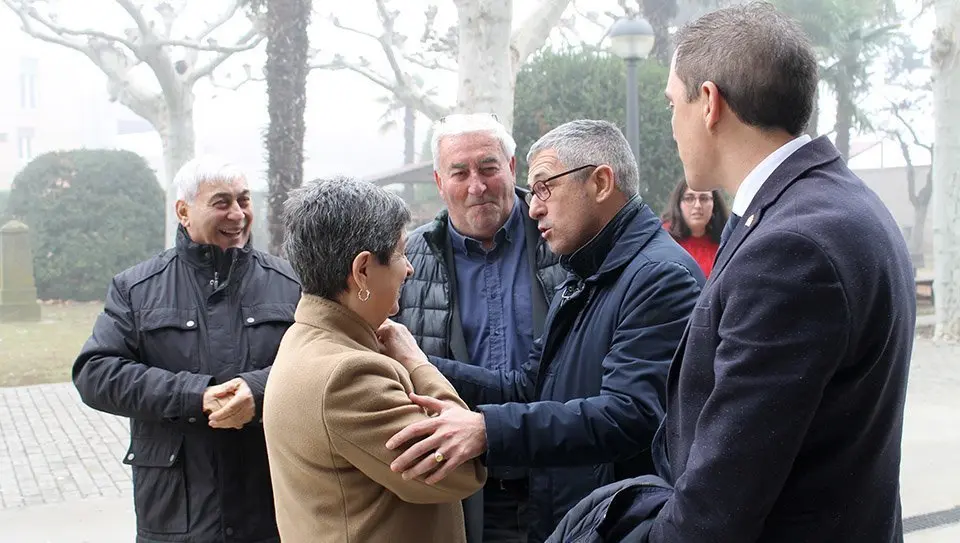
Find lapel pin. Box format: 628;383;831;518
745;214;755;227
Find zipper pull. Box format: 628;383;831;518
209;271;219;290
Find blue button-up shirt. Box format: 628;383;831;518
448;196;534;372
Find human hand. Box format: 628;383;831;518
203;380;239;415
385;393;487;485
376;319;430;373
207;378;256;430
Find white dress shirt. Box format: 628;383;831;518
731;135;812;216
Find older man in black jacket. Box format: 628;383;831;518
73;157;301;543
395;112;565;543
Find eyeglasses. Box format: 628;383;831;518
525;164;598;204
681;194;714;206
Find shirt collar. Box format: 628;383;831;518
731;134;812;216
448;194;522;255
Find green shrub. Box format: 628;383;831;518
513;47;683;214
0;189;9;223
6;150;165;301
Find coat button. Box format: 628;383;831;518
225;527;235;536
188;417;197;423
186;320;195;327
246;317;255;324
168;454;176;463
126;453;135;461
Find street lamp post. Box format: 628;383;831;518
607;17;656;181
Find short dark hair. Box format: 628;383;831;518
673;1;819;136
281;177;411;298
661;178;730;244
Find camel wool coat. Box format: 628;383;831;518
262;294;487;543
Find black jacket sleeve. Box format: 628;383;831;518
72;276;214;422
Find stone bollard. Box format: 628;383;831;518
0;220;41;322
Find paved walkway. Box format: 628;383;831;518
1;339;958;542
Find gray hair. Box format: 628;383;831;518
281;176;411;299
526;120;639;197
431;113;517;170
173;156;247;203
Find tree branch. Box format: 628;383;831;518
115;0;155;40
210;63;262;91
402;52;457;73
891;130;921;207
154;1;185;39
330;14;382;41
5;0;141;54
322;0;449;120
186;28;264;84
888;100;933;152
510;0;575;75
2;0;90;54
312;56;451;121
571;1;613;33
197;0;243;41
155;36;264;53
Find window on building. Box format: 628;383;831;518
18;128;34;161
20;57;38;110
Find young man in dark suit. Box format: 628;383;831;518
649;2;915;541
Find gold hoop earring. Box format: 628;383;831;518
358;288;371;302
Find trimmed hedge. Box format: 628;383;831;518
6;150;165;301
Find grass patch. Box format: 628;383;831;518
0;302;102;387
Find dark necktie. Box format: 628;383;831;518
719;213;741;249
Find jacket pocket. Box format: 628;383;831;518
138;308;201;372
689;304;712;328
123;435;188;535
241;303;295;368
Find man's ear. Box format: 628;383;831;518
509;155;517;176
349;251;373;293
702;81;723;132
592;165;618;202
175;200;190;226
434;170;443;193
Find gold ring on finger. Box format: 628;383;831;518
434;452;445;463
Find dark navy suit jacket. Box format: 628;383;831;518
648;136;915;542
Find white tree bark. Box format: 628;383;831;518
324;0;572;132
932;0;960;339
3;0;263;247
454;0;515;130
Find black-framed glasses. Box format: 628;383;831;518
525;164;598;204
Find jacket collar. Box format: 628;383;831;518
711;135;842;279
294;294;380;352
175;224;252;269
561;195;655;282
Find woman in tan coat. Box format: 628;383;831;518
262;176;486;543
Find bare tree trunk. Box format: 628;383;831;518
805;86;820;138
264;0;311;256
403;105;416;165
932;0;960;339
834;82;854;160
455;0;516;131
160;101;196;248
913;197;930;268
